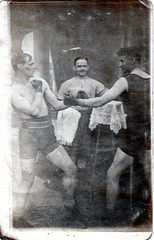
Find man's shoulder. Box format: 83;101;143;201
116;77;128;85
88;77;101;83
87;77;104;87
61;78;76;86
64;77;76;83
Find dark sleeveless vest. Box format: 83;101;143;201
120;73;150;136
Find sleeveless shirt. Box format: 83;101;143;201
117;73;150;155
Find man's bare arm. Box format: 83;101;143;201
44;82;68;110
11;91;43;117
98;87;109;96
77;78;128;107
65;78;128;107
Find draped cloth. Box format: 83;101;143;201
53;107;81;145
89;101;127;134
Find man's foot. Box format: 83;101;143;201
13;217;33;228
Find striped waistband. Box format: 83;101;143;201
21;116;51;129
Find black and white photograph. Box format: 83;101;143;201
0;0;153;238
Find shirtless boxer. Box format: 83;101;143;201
11;52;77;226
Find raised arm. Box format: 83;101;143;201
11;80;44;117
43;80;67;110
78;78;128;107
65;78;128;107
11;91;43;117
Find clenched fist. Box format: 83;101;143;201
64;93;78;106
77;90;89;99
31;79;42;92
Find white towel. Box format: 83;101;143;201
54;107;81;146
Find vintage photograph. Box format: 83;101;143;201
3;0;152;236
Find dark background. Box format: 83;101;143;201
10;1;150;90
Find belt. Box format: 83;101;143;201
20;116;51;129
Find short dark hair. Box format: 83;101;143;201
117;46;141;63
11;51;32;71
74;57;89;66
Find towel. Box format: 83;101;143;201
54;107;81;146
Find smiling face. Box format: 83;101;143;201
74;59;89;77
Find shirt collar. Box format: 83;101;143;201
131;68;150;79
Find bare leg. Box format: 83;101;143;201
46;145;77;199
14;158;35;218
142;149;151;186
106;148;133;210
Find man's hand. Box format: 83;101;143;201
64;93;78;106
77;90;89;99
64;90;89;106
31;79;42;92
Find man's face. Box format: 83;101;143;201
20;56;35;78
118;55;134;75
74;59;89;77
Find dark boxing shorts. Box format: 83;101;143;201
19;116;59;159
116;124;150;158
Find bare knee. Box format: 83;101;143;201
115;148;133;166
107;148;133;182
65;163;77;177
20;157;35;180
